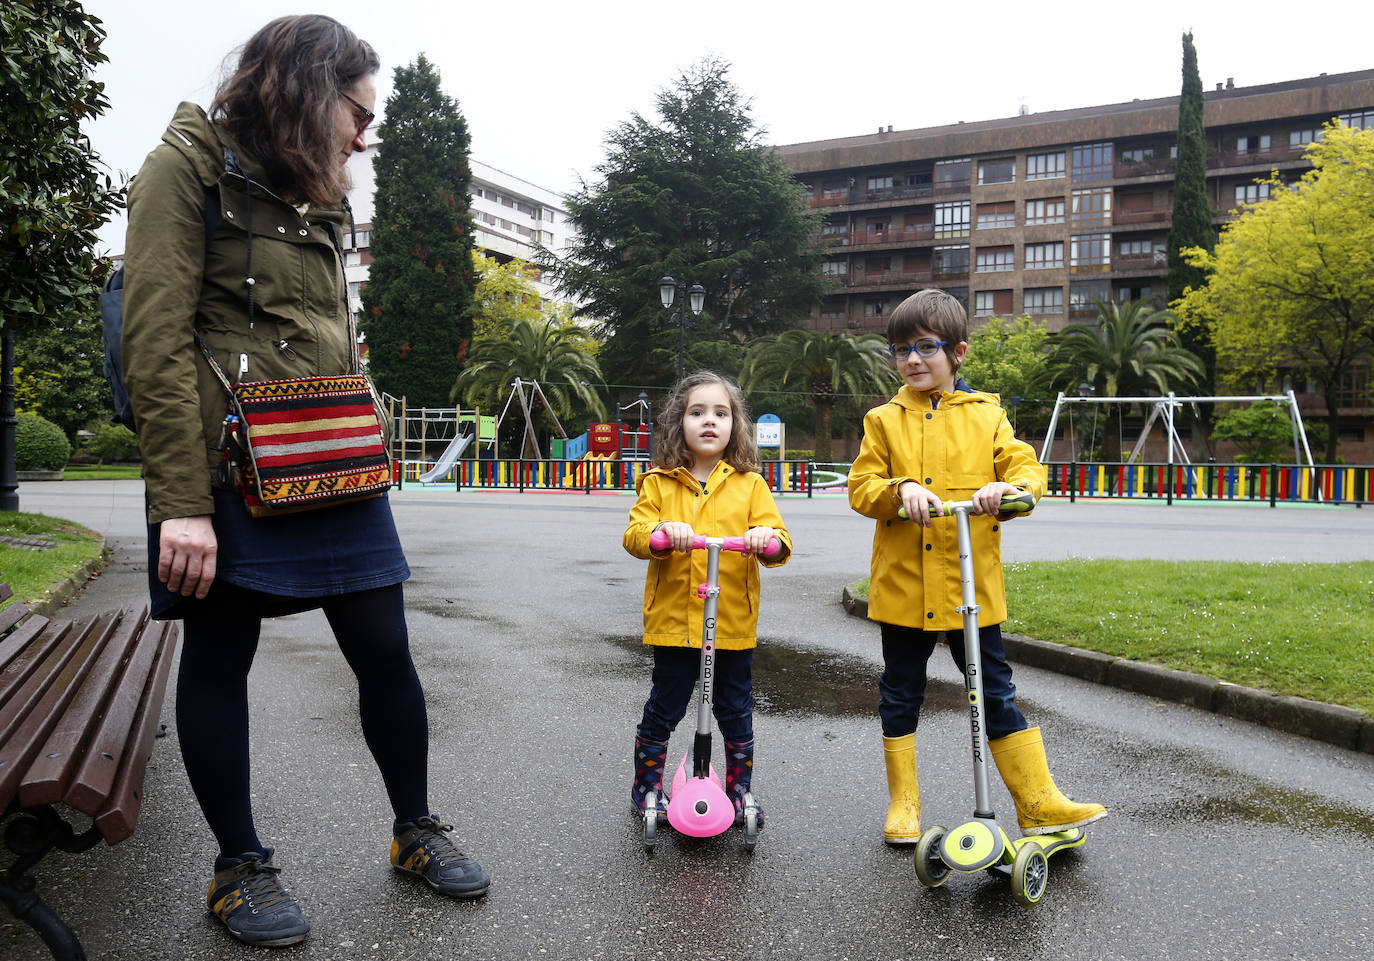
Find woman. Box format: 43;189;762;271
123;15;488;948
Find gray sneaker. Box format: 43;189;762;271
391;815;490;899
207;849;310;947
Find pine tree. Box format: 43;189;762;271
1167;32;1214;304
361;55;475;409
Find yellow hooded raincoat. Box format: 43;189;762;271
624;461;792;651
849;385;1046;631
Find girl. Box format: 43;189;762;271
123;15;487;948
623;372;792;829
848;288;1106;845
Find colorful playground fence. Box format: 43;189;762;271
1045;461;1374;506
395;458;1372;506
397;458;822;495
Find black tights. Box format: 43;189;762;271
176;583;429;858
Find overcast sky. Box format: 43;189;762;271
83;0;1373;252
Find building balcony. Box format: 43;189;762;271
1113;252;1168;276
805;180;969;209
844;224;935;248
1207;143;1308;170
845;269;934;292
1113;207;1172;226
1115;157;1175;179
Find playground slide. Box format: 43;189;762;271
416;432;474;483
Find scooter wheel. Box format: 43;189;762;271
743;792;759;852
914;826;950;887
1010;844;1048;907
643;790;657;851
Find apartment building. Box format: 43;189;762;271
343;138;578;318
777;69;1374;335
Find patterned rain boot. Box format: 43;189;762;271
631;734;670;821
724;739;764;830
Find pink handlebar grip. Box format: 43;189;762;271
649;529;782;558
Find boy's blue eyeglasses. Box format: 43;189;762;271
889;338;947;360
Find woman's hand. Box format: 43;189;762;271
656;521;696;552
743;526;777;555
972;481;1020;517
898;480;942;527
159;515;218;598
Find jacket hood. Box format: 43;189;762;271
887;383;1000;411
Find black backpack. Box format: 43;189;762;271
100;186;221;429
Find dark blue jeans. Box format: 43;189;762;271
637;646;754;743
878;622;1027;739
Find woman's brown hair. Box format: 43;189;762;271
652;371;760;474
211;15;379;206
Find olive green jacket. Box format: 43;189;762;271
124;102;355;524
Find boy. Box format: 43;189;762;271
848;288;1106;845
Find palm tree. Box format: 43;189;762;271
453;316;607;456
1047;298;1206;463
740;329;900;462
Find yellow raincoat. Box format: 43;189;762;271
624;461;792;650
849;385;1046;631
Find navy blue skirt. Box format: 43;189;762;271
147;488;410;620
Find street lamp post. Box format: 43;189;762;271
658;275;705;383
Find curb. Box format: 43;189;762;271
840;585;1374;755
30;536;108;619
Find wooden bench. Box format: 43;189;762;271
0;582;178;961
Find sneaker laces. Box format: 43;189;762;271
412;816;467;865
228;858;293;912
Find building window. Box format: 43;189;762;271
977;158;1015;185
1070;233;1111;267
822;260;847;276
1025;242;1064;269
1025;152;1065;181
1024;286;1063;315
1025;198;1065;225
350;229;370;250
934;201;970;238
973;290;1013;317
1117;285;1153;303
1118;238;1163;259
1119;147;1155;164
934;158;971;191
974;246;1014;273
866;175;894;194
534;230;554;245
1290;129;1322;147
1336;110;1374;130
822;221;846;238
1071;142;1114;182
976;201;1015;229
1236;134;1271;154
1071;188;1112;226
1235;183;1271;205
864;300;893;317
933;244;969;277
1069;280;1110;311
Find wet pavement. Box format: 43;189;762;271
4;482;1373;961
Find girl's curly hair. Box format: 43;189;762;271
211;15;378;206
652;371;759;474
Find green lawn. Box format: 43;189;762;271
61;464;143;480
849;560;1374;717
0;512;106;609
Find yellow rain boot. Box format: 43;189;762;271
882;733;921;845
989;727;1107;836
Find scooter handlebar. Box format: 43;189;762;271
649;529;782;558
898;491;1036;521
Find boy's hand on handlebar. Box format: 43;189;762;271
972;481;1020;517
743;526;778;555
897;480;942;527
656;521;696;551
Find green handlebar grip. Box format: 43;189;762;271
897;491;1036;520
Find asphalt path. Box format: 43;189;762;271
4;482;1373;961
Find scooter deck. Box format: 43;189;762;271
984;827;1086;877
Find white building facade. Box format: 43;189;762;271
342;134;579;318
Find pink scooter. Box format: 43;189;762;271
643;529;781;852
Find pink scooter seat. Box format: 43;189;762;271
666;752;735;837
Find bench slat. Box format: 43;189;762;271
20;609;141;808
1;610;54;679
95;621;179;844
0;615;113;811
62;608;162;813
0;599;29;636
1;618;79;743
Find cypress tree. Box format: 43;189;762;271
361;55;476;408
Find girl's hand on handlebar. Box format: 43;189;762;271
972;481;1020;517
656;521;696;551
898;480;942;527
743;526;778;555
